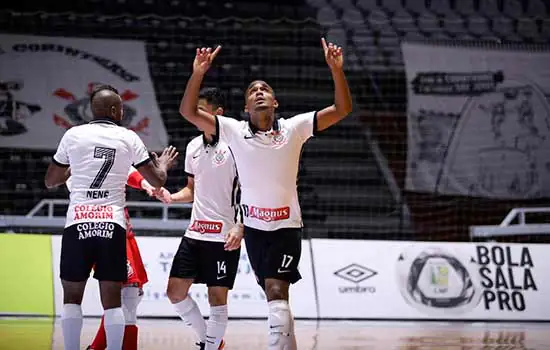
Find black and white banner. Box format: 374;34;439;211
0;34;168;151
402;42;550;199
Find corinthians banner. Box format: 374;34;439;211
402;42;550;199
0;34;168;150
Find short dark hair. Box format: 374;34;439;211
198;87;226;109
90;84;119;104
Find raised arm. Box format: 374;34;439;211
315;37;353;132
179;46;221;135
136;146;178;188
45;164;71;189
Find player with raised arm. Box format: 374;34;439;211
179;39;352;349
44;84;178;350
155;87;242;350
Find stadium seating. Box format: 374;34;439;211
1;0;548;240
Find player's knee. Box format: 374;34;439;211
99;281;123;309
166;278;191;304
265;279;289;301
207;287;228;306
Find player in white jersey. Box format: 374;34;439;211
179;40;352;349
155;88;242;350
44;84;178;350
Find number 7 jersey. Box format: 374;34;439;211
52;118;151;228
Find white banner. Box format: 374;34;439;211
52;236;316;318
402;42;550;199
312;239;548;320
0;34;168;151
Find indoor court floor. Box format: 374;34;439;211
1;317;549;349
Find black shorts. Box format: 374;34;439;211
170;236;240;289
244;226;302;290
60;222;127;282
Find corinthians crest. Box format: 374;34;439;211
212;148;228;166
52;82;150;133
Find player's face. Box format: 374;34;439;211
110;95;124;121
198;98;224;116
245;80;278;113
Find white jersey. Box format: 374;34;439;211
216;111;316;231
53;118;150;228
184;135;239;242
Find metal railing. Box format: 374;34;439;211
470;207;550;239
1;199;192;232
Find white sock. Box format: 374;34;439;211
61;303;82;350
104;307;125;350
268;300;296;350
122;287;142;325
173;297;206;343
205;305;228;350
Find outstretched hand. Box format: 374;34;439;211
153;146;179;170
193;45;221;75
153;187;172;204
321;37;343;70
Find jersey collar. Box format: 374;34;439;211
89;117;120;126
202;133;219;147
248;117;280;134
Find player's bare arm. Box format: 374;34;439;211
136;145;179;188
179;46;221;136
45;164;71;189
155;176;194;204
315;37;353;132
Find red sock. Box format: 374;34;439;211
122;325;138;350
89;316;107;350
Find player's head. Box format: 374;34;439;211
244;80;278;117
90;84;123;122
198;87;225;116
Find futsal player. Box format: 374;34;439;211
179;39;352;349
74;167;154;350
44;84;178;350
155;87;242;350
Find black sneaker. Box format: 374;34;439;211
195;342;205;350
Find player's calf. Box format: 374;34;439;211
121;286;142;350
204;287;229;350
168;277;207;345
264;279;297;350
99;281;125;350
61;280;86;350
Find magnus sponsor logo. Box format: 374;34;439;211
188;220;223;234
76;222;114;240
241;205;290;222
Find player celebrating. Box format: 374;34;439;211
155;87;243;350
80;168;154;350
179;39;352;349
45;84;178;350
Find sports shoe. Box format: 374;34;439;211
196;339;225;349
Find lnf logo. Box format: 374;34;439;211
397;247;482;315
